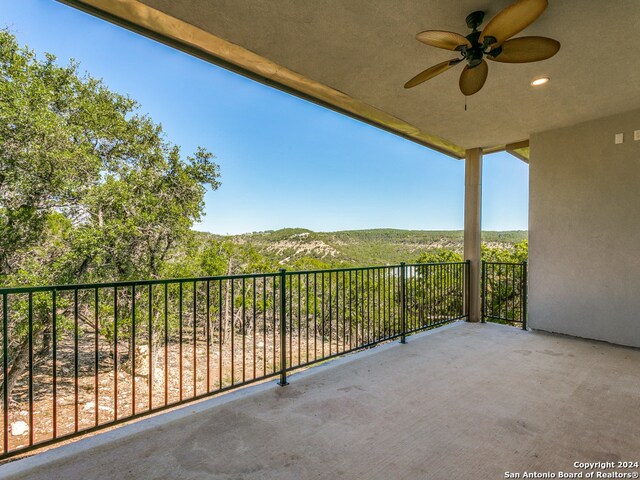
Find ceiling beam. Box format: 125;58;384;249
505;140;530;163
58;0;467;159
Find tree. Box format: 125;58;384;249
414;249;465;321
481;239;528;263
0;30;221;397
416;249;463;264
481;240;528;323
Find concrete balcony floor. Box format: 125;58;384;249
2;322;640;480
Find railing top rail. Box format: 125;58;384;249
482;261;527;266
0;272;279;295
405;261;468;267
284;264;401;276
0;261;469;294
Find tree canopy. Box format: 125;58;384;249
0;30;221;287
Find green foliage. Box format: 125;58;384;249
416;249;463;264
481;240;528;325
513;239;529;262
285;256;334;271
195;240;279;277
0;30;221;394
208;228;527;268
482;239;528;263
0;30;221;287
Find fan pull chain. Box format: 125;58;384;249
465;96;467;111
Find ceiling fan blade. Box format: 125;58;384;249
480;0;548;46
404;59;460;89
488;36;560;63
416;30;472;50
459;60;488;96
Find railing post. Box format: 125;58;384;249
464;259;471;320
278;268;289;386
400;262;406;344
481;260;486;323
3;293;8;454
522;261;528;331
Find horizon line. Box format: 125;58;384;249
193;227;529;236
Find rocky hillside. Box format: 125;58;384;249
197;228;527;267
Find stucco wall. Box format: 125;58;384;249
529;108;640;347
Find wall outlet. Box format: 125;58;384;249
634;130;640;141
615;133;624;144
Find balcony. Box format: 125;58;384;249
3;0;640;477
2;320;638;479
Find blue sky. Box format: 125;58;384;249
1;0;528;234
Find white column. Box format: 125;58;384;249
464;148;482;322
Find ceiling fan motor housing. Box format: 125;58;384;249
462;30;485;67
465;10;485;30
459;12;501;68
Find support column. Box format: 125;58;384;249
464;148;482;322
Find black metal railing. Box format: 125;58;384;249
481;260;527;329
0;261;468;459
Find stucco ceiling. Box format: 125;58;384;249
67;0;640;156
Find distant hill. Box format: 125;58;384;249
195;228;527;267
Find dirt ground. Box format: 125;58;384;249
0;329;374;453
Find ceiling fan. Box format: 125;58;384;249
404;0;560;96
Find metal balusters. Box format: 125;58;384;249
219;280;223;390
253;278;257;381
321;272;325;358
2;293;7;454
51;291;57;440
192;282;197;397
297;274;302;367
28;294;33;445
131;285;136;416
328;272;332;356
481;261;528;326
288;275;292;368
95;289;100;425
263;277;267;376
272;276;277;374
114;287;119;421
228;280;233;386
241;278;245;385
149;284;153;410
278;269;288;386
164;284;169;406
340;272;344;348
400;263;406;344
522;262;528;330
0;262;471;460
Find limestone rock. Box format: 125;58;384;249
10;420;28;436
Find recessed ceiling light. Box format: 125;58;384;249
531;77;550;86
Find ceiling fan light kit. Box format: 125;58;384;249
404;0;560;96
